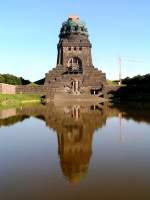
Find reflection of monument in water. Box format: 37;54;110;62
9;103;108;183
43;103;108;183
0;103;110;183
57;105;93;183
1;103;136;183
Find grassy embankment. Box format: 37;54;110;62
107;80;118;86
0;94;41;109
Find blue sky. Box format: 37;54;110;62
0;0;149;81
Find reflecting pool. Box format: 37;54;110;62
0;102;150;200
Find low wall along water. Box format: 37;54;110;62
0;83;16;94
16;85;48;95
0;83;48;96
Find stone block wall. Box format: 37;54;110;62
0;83;48;96
62;46;92;67
16;85;48;96
0;83;16;94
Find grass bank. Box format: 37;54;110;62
0;94;41;109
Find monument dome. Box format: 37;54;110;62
60;16;88;37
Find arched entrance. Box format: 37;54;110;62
67;57;83;74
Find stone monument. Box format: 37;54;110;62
45;16;107;101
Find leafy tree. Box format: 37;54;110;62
0;75;5;83
20;77;31;85
122;74;150;85
0;74;31;85
34;78;45;85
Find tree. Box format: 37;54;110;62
0;74;31;85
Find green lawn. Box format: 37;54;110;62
0;94;41;109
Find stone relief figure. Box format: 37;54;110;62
64;85;71;93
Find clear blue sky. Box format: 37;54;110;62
0;0;149;81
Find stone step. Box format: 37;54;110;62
54;94;106;102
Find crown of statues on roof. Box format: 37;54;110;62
68;16;80;21
59;16;88;37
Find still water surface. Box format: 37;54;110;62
0;102;150;200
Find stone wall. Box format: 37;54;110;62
0;83;48;96
0;83;119;99
0;83;16;94
62;46;92;67
16;85;48;95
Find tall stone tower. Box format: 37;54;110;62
57;16;92;70
45;16;107;101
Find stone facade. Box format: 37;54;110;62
16;85;48;95
0;83;16;94
45;16;107;101
0;84;48;96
